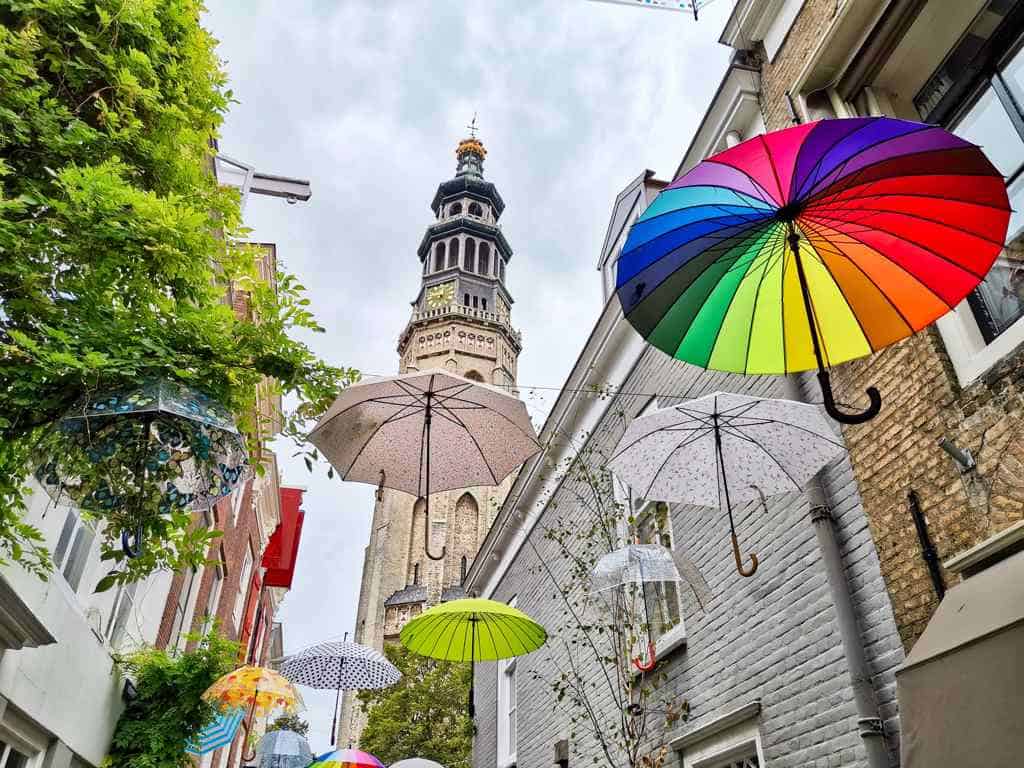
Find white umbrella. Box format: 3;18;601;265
391;760;446;768
281;640;400;746
309;370;540;560
607;391;844;577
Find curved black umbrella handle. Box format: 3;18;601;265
121;525;144;559
817;370;881;425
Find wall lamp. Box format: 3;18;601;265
938;437;976;473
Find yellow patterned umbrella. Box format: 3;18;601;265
203;666;298;718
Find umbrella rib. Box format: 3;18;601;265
702;158;781;208
798;215;921;332
801;209;989;281
434;404;501;484
633;202;773;235
337;403;425;481
791;119;879;201
716;424;804;490
608;418;711;463
798;124;948;201
808;188;1012;213
741;224;787;374
792;221;875;363
805;202;1009;247
717;416;845;450
641;429;712;500
434;394;540;448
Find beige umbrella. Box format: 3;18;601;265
309;370;540;560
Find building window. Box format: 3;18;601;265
465;238;476;272
230;482;246;527
413;562;420;585
496;595;518;767
479;242;491;275
678;710;765;768
482;298;488;311
0;741;31;768
233;545;254;631
448;239;460;269
498;259;506;282
450;202;462;216
464;293;471;306
106;581;138;649
53;509;95;592
170;565;200;652
472;296;479;308
636;503;683;646
469;202;482;217
201;560;225;636
434;242;446;272
460;555;468;583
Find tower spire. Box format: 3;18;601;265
455;117;486;178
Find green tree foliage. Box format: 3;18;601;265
357;643;472;767
267;713;310;738
0;0;357;582
106;628;239;768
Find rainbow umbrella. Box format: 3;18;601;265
617;117;1010;424
309;749;385;768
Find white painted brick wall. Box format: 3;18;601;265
474;354;903;768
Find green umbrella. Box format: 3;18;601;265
399;597;546;717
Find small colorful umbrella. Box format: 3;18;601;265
616;117;1011;424
591;543;682;671
203;666;298;719
390;759;446;768
255;729;314;768
280;640;401;745
309;371;540;560
608;392;845;576
309;749;385;768
400;597;546;717
185;708;244;755
34;378;250;556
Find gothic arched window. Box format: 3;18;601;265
479;242;490;276
453;494;480;581
434;242;446;272
460;556;468;584
465;370;484;382
450;202;462;216
413;562;420;585
448;239;460;269
465;238;476;273
468;202;482;217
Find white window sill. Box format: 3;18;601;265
936;301;1024;388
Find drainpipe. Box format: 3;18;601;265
783;375;892;768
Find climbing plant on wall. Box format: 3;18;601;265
0;0;357;582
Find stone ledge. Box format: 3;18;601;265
668;699;762;751
944;520;1024;577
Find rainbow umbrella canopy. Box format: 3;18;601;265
310;749;385;768
617;117;1011;423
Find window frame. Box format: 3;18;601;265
635;501;686;655
233;544;254;631
106;580;138;649
201;559;225;636
53;508;95;593
925;27;1024;385
496;596;519;768
678;712;765;768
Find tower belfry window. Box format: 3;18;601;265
413;562;420;585
448;239;460;269
499;259;506;282
469;202;482;217
465;239;477;272
479;242;490;275
464;293;471;306
450;202;462;216
434;242;446;272
473;296;479;308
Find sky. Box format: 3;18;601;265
202;0;734;749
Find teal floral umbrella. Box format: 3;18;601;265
34;379;250;556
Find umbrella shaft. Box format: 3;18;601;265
788;226;827;374
712;415;737;536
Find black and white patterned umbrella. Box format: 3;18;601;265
281;640;401;746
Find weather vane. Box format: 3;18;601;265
467;112;479;139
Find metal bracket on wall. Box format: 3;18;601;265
857;717;885;738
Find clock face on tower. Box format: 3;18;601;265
426;281;455;309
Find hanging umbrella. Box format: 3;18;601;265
34;378;250;556
591;543;682;671
185;708;244;755
616;117;1011;424
391;760;446;768
400;597;547;717
607;391;845;577
309;749;385;768
203;666;299;762
280;640;401;745
255;729;314;768
308;370;540;560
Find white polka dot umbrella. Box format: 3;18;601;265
607;391;845;578
280;640;401;745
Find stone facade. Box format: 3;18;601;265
338;137;523;746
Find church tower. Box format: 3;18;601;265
338;133;522;745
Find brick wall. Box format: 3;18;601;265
475;349;904;768
756;0;1024;651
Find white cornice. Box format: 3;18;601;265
669;700;762;751
719;0;788;48
0;574;56;651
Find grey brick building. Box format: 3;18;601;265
466;128;904;768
